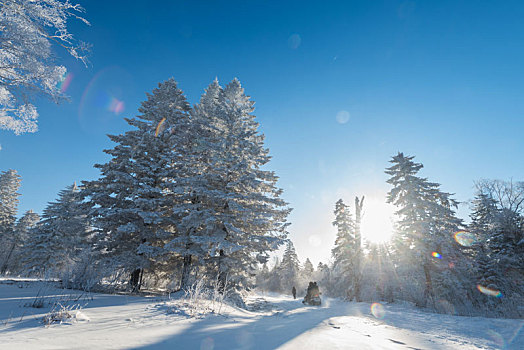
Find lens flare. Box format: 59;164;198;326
454;231;476;247
235;329;253;348
487;329;505;348
371;302;385;319
431;252;442;259
200;337;214;350
155;117;167;137
78;66;136;134
336;110;350;124
108;97;125;115
58;72;73;93
477;285;502;298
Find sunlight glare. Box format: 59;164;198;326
477;285;503;298
454;231;476;247
360;197;395;243
371;302;385;319
308;234;322;247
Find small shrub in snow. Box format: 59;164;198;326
183;277;229;317
43;303;73;325
183;278;208;316
162;276;231;318
42;303;85;326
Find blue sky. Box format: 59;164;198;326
1;0;523;265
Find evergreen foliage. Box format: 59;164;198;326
302;258;314;281
22;183;89;278
385;152;473;311
470;181;524;316
0;169;21;273
331;199;356;298
5;74;522;318
81;78;289;292
279;241;300;290
82;78;191;291
167;79;290;290
4;210;40;274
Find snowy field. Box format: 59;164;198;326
0;279;522;350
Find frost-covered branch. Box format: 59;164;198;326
0;0;90;134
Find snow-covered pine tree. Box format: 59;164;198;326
0;169;21;274
302;258;314;281
2;210;39;275
212;79;290;290
486;206;524;315
279;241;300;292
166;78;290;291
331;198;357;298
164;79;223;289
472;180;524;316
315;261;331;294
468;190;502;309
22;183;88;278
255;262;270;291
266;257;281;292
83;78;191;292
385;152;473;311
470;192;499;244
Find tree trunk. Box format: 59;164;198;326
180;254;192;290
423;261;434;307
138;268;145;290
0;240;17;275
354;196;364;302
130;238;147;293
129;268;142;293
218;249;226;293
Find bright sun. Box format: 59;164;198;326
360;197;395;244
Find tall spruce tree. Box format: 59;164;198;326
164;79;223;289
166;78;290;290
211;79;290;290
331;198;357;298
83;78;191;291
469;192;499;298
279;241;300;291
386;152;472;310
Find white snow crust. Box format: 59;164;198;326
0;280;521;349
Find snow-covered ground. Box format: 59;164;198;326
0;279;522;349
